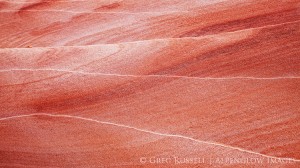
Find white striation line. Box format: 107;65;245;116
0;69;299;80
0;113;299;162
0;9;190;14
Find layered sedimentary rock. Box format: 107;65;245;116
0;0;299;48
0;0;238;12
1;71;300;159
0;21;299;77
0;0;300;167
0;114;298;167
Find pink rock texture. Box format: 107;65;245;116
0;0;300;167
0;0;299;47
